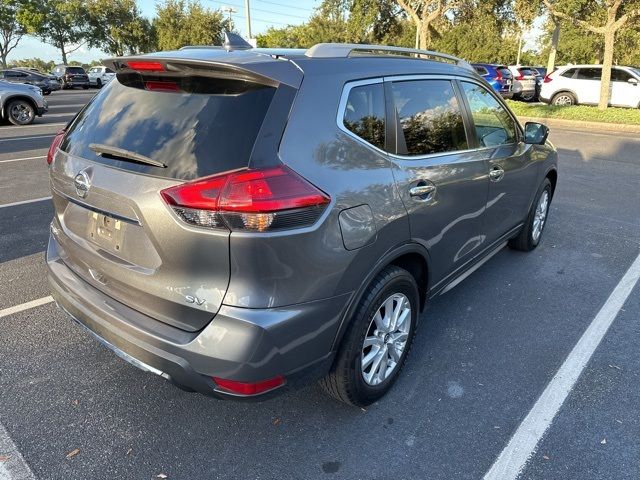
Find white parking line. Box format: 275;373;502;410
0;296;54;319
48;103;85;109
0;156;45;164
0;421;36;480
484;250;640;480
0;134;55;142
0;197;52;209
0;122;66;131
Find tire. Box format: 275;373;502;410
82;85;89;90
6;99;36;126
509;178;553;252
520;91;535;102
551;92;576;106
319;265;419;406
96;78;102;88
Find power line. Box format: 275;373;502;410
255;0;315;13
207;0;309;20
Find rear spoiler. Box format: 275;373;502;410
103;52;303;89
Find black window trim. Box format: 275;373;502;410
336;78;389;155
455;78;521;149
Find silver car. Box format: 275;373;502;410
0;80;48;125
47;36;557;406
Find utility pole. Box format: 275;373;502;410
221;5;236;24
244;0;253;39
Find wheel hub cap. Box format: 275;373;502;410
361;293;412;386
532;191;549;242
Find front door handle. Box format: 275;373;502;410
409;183;436;198
489;166;505;182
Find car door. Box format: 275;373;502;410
610;68;640;107
385;77;490;286
458;80;536;244
575;67;601;104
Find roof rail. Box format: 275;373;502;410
305;43;474;72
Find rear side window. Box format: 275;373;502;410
342;83;385;150
576;68;601;80
461;82;516;147
561;68;577;78
391;80;468;156
61;76;277;180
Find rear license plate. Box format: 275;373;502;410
88;212;124;252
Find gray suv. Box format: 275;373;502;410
46;37;557;406
1;80;48;125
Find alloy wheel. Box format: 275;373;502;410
10;102;34;124
361;293;412;386
532;190;549;243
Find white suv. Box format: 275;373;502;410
541;65;640;108
88;66;115;88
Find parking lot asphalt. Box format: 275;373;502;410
0;91;639;480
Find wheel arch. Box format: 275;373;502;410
2;95;38;119
545;167;558;198
330;242;431;352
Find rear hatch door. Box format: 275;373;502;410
49;54;299;331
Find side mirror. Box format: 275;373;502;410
628;78;639;86
524;122;549;145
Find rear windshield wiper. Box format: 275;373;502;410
89;143;167;168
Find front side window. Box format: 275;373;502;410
391;79;468;156
461;82;516;147
342;82;386;150
612;69;632;82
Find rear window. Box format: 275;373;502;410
474;66;489;76
518;68;535;77
497;67;512;78
66;67;86;74
61;76;276;180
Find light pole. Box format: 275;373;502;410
244;0;252;39
221;5;237;25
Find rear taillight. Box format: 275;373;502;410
213;375;285;395
161;165;331;232
543;74;553;83
516;74;525;80
47;130;65;165
495;70;502;80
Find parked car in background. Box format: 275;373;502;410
472;63;513;98
0;68;61;95
0;80;48;125
52;65;90;89
508;66;537;101
88;66;116;88
47;37;557;407
540;64;640;107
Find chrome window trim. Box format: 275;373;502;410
336;77;388;155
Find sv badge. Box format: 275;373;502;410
185;295;205;305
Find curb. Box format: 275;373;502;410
517;116;640;134
518;115;640;134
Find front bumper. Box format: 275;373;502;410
46;234;347;399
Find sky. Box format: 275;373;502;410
9;0;540;65
9;0;321;64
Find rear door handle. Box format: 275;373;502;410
409;183;436;198
489;166;505;182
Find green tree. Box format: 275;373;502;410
154;0;231;51
541;0;640;109
7;57;55;72
86;0;154;56
18;0;90;64
0;0;26;68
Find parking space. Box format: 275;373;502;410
0;91;638;479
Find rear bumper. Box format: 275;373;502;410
47;233;348;399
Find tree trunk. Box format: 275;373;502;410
419;22;430;50
546;20;560;74
415;23;419;49
598;28;615;110
1;54;6;69
61;46;68;65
